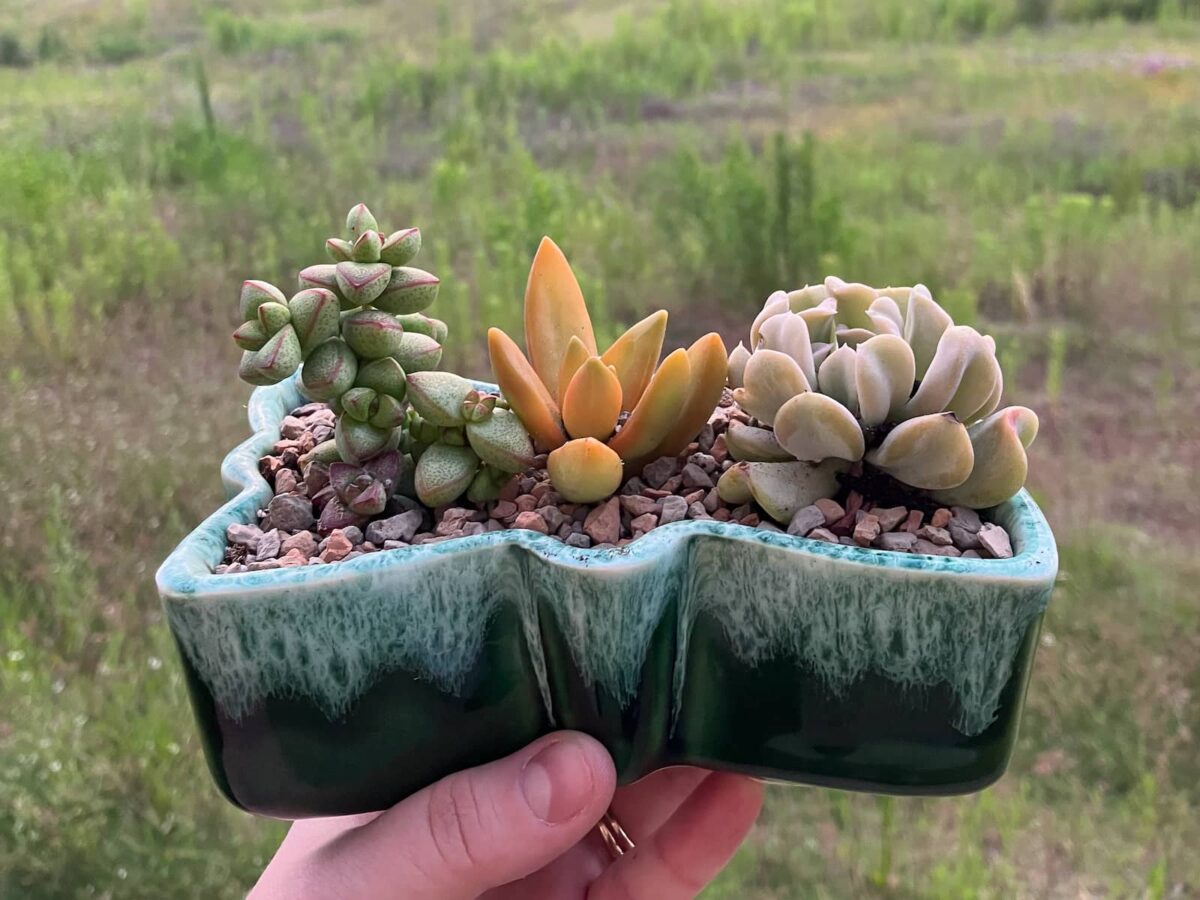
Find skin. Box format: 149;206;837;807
252;731;763;900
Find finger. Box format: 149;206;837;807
588;772;763;900
609;766;710;840
319;731;616;900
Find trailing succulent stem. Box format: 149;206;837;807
489;237;728;503
723;276;1039;522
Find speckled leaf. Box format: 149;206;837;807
355;356;407;401
342;309;405;360
301;338;358;401
239;280;287;321
406;371;474;426
467;408;536;473
335;261;392;307
380;228;421;267
374;267;440;315
414;443;479;507
288;288;341;357
393;331;442;373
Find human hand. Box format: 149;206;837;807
251;731;763;899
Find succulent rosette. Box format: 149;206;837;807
488;237;728;503
724;276;1038;522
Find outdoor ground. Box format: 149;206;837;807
0;0;1198;896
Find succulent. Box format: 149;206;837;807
404;371;536;507
723;276;1038;521
489;237;728;503
312;449;403;533
233;204;448;467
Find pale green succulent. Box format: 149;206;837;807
724;276;1038;520
233;204;448;468
403;371;535;506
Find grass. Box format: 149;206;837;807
0;0;1198;895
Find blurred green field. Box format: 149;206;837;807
1;0;1198;896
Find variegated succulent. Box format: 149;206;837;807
724;276;1038;521
488;238;728;504
233;204;447;468
404;371;535;507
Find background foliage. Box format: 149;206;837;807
1;0;1198;896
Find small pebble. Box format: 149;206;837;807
872;506;908;532
787;505;826;537
515;494;538;513
949;522;982;550
687;501;709;519
961;549;982;559
630;513;658;533
366;510;424;545
756;521;782;533
491;500;518;520
565;533;592;549
538;506;566;533
874;531;917;552
902;509;925;533
267;494;315;532
620;495;658;517
382;540;408;550
931;508;953;528
916;525;953;546
341;525;364;546
513;511;549;534
680;463;714;489
814;498;845;525
255;528;283;561
277;549;307;567
226;523;263;549
641;457;679;489
319;530;353;562
913;539;962;557
853;514;881;547
584;498;621;545
978;523;1014;559
274;469;299;495
950;507;982;533
659;495;689;525
807;528;839;543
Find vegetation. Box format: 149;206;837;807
1;0;1197;896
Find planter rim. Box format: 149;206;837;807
156;376;1058;602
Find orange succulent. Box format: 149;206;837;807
489;238;728;503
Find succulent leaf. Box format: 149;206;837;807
562;356;623;441
759;312;816;387
238;350;277;385
369;393;407;429
774;392;866;462
380;228;421;267
652;332;729;459
239;280;287;322
816;345;859;415
600;310;668;411
414;443;479;507
406;371;474;426
325;238;353;262
747;459;845;524
467;466;513;504
342;308;405;360
246;324;302;383
487;327;567;452
374;267;440;315
606;347;690;462
354;356;407;401
716;463;754;504
902;325;993;419
393;331;443;373
288;288;341;356
301;338;359;400
930;407;1038;508
334;261;392;307
855;334;916;426
524;236;597;398
547;438;623;504
466;408;536;473
395;313;447;342
786;283;830;311
298;264;351;309
341;387;378;423
736;348;810;425
903;291;953;379
727;341;751;389
233;319;268;351
351;229;383;263
865;412;974;490
345;204;379;238
724;422;793;462
461;390;497;423
865;296;904;335
749;291;789;348
833;325;875;348
335;415;393;465
796;297;838;344
556;335;592;407
255;301;292;335
825;276;876;330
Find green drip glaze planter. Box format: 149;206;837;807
157;377;1057;818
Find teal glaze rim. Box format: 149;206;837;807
156;376;1058;600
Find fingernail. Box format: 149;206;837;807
520;739;594;824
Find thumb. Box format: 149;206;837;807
319;731;616;899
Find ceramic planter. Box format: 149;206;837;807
157;377;1057;818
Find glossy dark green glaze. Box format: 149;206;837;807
537;596;676;784
667;612;1042;795
176;600;547;819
